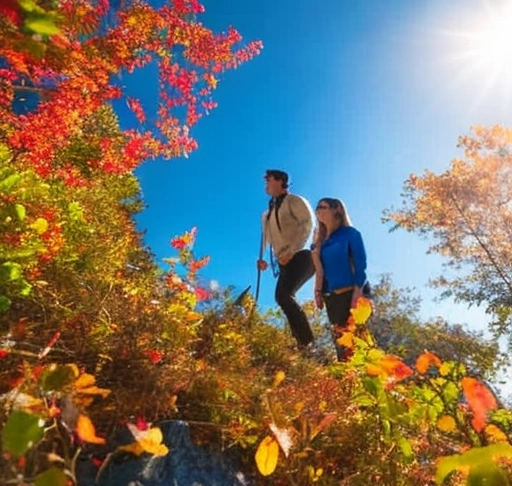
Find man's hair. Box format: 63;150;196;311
265;169;289;189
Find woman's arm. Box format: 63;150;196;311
349;228;367;307
311;242;324;309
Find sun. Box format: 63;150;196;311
463;3;512;75
439;0;512;106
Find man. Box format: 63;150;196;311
257;169;315;349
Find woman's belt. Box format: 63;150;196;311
323;285;354;297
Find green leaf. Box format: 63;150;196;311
0;262;23;282
2;249;37;260
39;365;76;392
381;418;391;438
14;204;26;221
35;467;67;486
2;411;44;458
25;16;61;36
18;0;39;13
0;174;21;193
68;201;84;222
397;437;414;460
436;443;512;484
0;295;11;313
19;279;32;296
0;144;11;163
442;381;459;404
467;463;509;486
361;376;380;398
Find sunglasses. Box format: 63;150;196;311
316;204;330;210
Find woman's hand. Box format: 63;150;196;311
314;289;324;310
350;286;362;308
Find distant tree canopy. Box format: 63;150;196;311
384;126;512;340
368;275;508;383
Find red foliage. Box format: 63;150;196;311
1;0;262;185
0;0;22;27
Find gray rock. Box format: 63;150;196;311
77;421;252;486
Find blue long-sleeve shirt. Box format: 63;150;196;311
319;226;367;292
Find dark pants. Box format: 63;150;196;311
324;291;353;361
275;249;315;347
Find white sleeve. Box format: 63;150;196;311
288;195;313;253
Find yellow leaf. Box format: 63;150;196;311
485;424;508;443
67;364;80;378
336;332;354;349
437;415;457;432
76;385;111;398
75;396;94;407
272;371;285;388
255;435;279;476
294;401;305;413
139;428;169;456
76;414;106;444
73;373;111;398
74;373;95;389
118;442;144;456
30;218;48;235
350;297;372;325
124;425;169;457
439;362;451;376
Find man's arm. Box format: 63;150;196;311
287;195;313;254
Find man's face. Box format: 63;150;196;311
265;176;283;196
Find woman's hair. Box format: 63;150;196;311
314;198;352;246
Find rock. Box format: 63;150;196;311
77;420;251;486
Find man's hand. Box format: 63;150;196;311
278;252;293;266
257;259;268;271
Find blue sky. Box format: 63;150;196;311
127;0;512;334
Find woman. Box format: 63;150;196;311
311;198;367;361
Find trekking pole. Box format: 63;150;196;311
243;231;264;325
254;231;264;304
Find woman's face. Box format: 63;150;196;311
315;199;336;224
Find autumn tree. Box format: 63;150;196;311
369;274;507;383
383;125;512;340
0;2;262;482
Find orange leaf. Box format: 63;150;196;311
416;352;442;375
461;377;498;432
437;415;457;432
485;424;508;443
310;412;337;441
366;363;382;376
381;355;413;381
76;414;106;444
255;436;279;476
336;332;354;349
74;373;95;389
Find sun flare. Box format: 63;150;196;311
464;4;512;73
441;1;512;105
